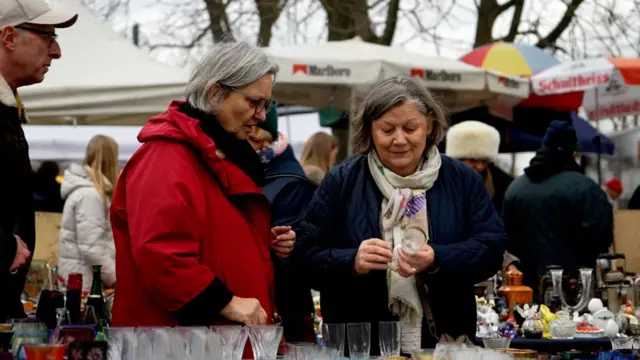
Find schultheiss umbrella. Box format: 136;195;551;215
532;57;640;120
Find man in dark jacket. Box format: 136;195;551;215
502;120;613;293
0;0;77;321
252;109;317;343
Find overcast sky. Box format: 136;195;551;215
42;0;638;171
93;0;638;65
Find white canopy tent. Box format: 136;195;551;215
264;37;530;113
19;0;190;125
23;112;322;162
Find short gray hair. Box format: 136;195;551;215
185;39;279;113
351;75;448;154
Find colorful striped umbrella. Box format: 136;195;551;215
460;42;582;110
460;42;560;76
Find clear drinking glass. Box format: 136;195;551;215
247;325;283;360
176;326;210;360
378;321;401;356
346;323;371;360
104;327;136;360
210;325;248;360
321;323;345;356
401;228;427;255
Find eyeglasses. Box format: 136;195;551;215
223;85;275;115
16;25;57;47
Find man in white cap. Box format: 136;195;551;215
0;0;77;321
445;120;521;274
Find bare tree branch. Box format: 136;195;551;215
536;0;585;48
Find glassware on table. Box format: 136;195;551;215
286;343;339;360
11;319;48;355
412;349;434;360
378;321;401;356
549;312;576;339
176;326;210;360
104;327;136;360
346;322;371;360
211;325;248;360
481;337;511;349
134;327;184;360
321;323;345;356
611;337;634;350
247;325;283;360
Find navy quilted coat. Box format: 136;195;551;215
297;154;506;352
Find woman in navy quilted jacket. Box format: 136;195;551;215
297;75;506;355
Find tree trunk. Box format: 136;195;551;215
256;0;286;46
204;0;234;41
320;0;400;161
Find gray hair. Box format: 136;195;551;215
185;39;279;114
351;75;448;154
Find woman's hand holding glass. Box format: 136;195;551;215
353;239;393;275
271;226;295;259
397;244;435;278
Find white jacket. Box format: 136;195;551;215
58;164;116;291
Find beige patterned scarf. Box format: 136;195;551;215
367;146;442;352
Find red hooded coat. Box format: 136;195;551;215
110;101;275;329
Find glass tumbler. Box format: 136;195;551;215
346;323;370;360
378;321;401;356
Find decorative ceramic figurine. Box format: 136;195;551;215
604;319;619;338
593;308;616;330
588;298;604;314
623;300;635;315
477;305;500;338
539;304;559;339
517;304;544;339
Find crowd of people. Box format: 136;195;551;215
0;0;622;357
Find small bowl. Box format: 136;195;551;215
482;337;511;349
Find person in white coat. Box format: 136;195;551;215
58;135;118;291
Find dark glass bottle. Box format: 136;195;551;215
65;273;82;324
85;265;107;326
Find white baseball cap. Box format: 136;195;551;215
1;0;78;29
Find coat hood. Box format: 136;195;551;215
524;146;582;183
138;101;265;194
61;164;112;199
138;100;223;162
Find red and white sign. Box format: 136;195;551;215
532;58;616;95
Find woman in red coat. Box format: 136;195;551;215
109;39;295;330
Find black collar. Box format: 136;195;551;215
179;103;265;187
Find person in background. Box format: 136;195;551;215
110;40;295;352
297;75;505;354
502;120;613;292
603;178;623;210
445;121;520;274
300;131;338;183
247;108;317;343
0;0;77;321
445;121;513;215
58;135;118;291
33;161;64;213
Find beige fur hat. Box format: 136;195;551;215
445;121;500;162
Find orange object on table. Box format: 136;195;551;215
499;271;533;317
23;344;66;360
